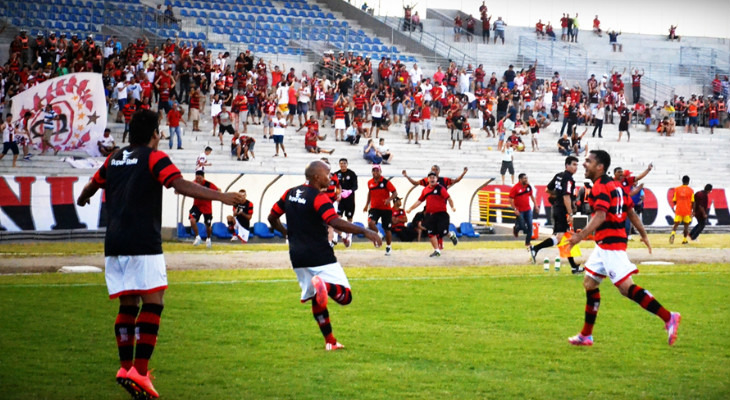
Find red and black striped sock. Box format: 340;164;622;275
627;284;671;322
134;303;164;375
325;283;352;305
580;289;600;337
312;297;336;344
115;305;139;370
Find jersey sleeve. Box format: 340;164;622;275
208;181;220;192
148;150;182;188
313;192;338;224
247;201;254;216
418;186;429;202
591;181;612;213
269;190;288;217
508;185;517;199
441;186;450;200
92;153;112;187
386;180;397;193
418;177;428;186
444;177;454;187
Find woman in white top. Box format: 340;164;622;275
210;93;223;135
271;111;287;157
592;99;605;138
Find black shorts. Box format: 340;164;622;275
424;211;450;238
338;196;355;219
324;107;334;117
158;101;172;114
500;160;514;175
371;117;383;128
368;208;392;230
219;124;235;135
551;208;569;234
2;142;19;155
189;205;213;226
288;103;298;115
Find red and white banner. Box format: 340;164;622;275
11;73;107;156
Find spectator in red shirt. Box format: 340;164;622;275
167;102;186;150
304;124;334;155
509;173;539;247
406;172;457;257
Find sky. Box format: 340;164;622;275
363;0;730;39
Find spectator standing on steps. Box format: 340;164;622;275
631;68;644;104
609;30;623;52
493;17;507;45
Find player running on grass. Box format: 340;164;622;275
268;160;382;351
566;150;681;347
77;110;245;399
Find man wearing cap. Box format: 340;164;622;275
406;172;457;257
364;164;398;255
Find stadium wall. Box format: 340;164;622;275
1;174;729;233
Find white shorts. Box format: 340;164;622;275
294;262;350;301
504;118;515;132
190;108;200;121
238;110;248;121
105;254;168;299
334;118;346;130
584;246;638;285
422;119;432;130
451;129;464;141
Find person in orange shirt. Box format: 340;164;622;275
670;175;694;244
685;96;699;134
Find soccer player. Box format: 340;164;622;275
406;172;457;257
189;170;220;248
268;160;382;350
670;175;694;245
530;156;584;274
76;110;245;399
689;184;712;242
566;150;681;346
363;164;398;255
226;189;253;242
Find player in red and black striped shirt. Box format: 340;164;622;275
268;161;381;351
566;150;681;347
76;110;245;398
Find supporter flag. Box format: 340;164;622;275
558;231;582;258
11;72;108;156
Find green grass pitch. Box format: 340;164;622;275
1;264;729;399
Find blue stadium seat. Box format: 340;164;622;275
197;32;206;40
376;223;385;238
256;45;265;53
240;5;250;12
177;222;192;238
459;222;480;238
266;16;275;23
353;222;366;238
194;222;207;239
198;10;207;17
326;12;334;19
253;222;275;238
180;9;188;16
212;222;232;239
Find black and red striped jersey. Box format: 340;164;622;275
588;175;634;251
325;173;340;202
270;185;338;268
93;146;182;256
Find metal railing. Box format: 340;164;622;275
517;36;721;87
376;14;475;67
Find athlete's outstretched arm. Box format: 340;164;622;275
329;218;382;247
172;179;245;205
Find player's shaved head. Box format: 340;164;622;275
305;160;330;181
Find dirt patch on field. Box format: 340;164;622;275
2;247;729;274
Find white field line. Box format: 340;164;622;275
1;270;727;289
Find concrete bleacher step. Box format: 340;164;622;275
5;110;729;189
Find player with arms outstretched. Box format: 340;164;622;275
268;161;382;350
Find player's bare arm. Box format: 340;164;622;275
173;179;244;205
563;194;573;224
329;218;382;247
627;207;652;253
363;192;371;212
569;209;606;246
451;167;468;187
268;213;287;238
76;179;103;206
401;170;419;185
